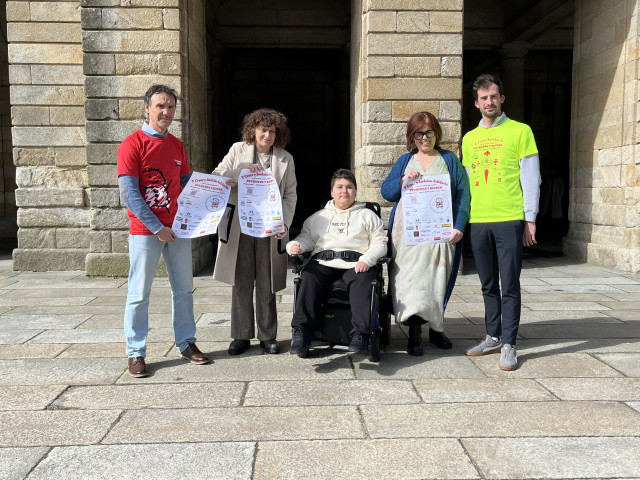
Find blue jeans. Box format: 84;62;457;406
124;234;196;357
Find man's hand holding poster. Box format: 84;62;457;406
172;172;231;238
238;168;285;238
401;174;453;245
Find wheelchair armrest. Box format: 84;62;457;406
291;252;311;274
376;255;391;266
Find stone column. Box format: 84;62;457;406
354;0;463;224
564;0;640;272
500;43;528;122
8;0;89;271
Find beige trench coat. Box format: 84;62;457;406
211;141;297;293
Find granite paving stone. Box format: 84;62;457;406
0;447;49;480
524;301;610;310
0;385;67;410
0;344;68;359
595;353;640;377
537;378;640;401
104;406;365;443
52;382;245;409
597;301;640;310
0;330;43;344
116;353;355;383
0;297;96;307
462;437;640;479
0;314;90;330
522;284;627;293
413;378;557;403
0;410;121;447
515;338;640;354
518;323;640;338
353;353;487;379
0;358;126;385
629;402;640;413
361;401;640;438
254;439;479;480
244;379;420;406
29;328;125;344
27;443;255;480
471;352;623;378
57;342;173;358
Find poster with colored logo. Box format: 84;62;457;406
172;172;231;238
238;169;285;238
401;174;453;245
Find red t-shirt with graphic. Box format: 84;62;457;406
117;129;189;235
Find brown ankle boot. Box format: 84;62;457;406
407;324;423;356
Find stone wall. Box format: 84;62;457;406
354;0;463;222
8;0;88;271
564;0;640;272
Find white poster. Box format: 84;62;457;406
401;174;454;246
238;169;285;238
172;172;231;238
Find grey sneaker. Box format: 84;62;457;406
466;335;503;356
499;344;518;371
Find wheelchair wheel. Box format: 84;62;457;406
369;328;381;362
379;294;391;347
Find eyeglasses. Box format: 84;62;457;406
413;130;435;140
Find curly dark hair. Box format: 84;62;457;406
406;111;442;153
240;108;291;148
472;74;503;101
330;168;357;190
143;84;177;106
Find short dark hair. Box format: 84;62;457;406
240;108;291;149
406;111;442;152
330;168;357;190
472;74;503;101
144;84;178;106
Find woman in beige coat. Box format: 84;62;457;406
212;109;297;355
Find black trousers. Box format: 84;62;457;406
292;260;378;335
469;220;524;346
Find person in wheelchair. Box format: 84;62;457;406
286;169;387;357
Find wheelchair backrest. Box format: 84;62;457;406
320;201;381;218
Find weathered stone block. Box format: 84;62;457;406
112;230;129;253
85;252;130;277
16;166;87;189
367;33;461;56
90;230;112;253
358;145;406;166
122;0;179;6
50;107;86;126
439;101;461;121
87;164;118;187
13;248;87;272
101;7;164;29
6;2;31;22
162;8;181;30
86;119;182;142
81;7;102;29
90;208;129;230
12;126;86;148
367;0;463;10
15;188;85;207
17;207;92;228
366;11;396;32
391;101;439;121
431;11;463;32
8;65;31;84
86;143;119;165
17;228;56;249
363;101;392;122
85;99;119;120
83;54;116;76
31;2;81;22
7;22;82;43
81;0;120;7
394;57;440;77
89;188;121;208
441;56;462;77
617;248;640;273
57;228;91;249
440;121;461;144
366;78;461;101
158;54;181;75
365;57;393;78
9;44;83;65
84;76;180;100
82;30;180;53
10;86;84;106
11;107;50;126
362;122;405;145
115;54;159;75
54;148;87;167
13;148;55;167
118;99;145;120
397;11;429;33
32;65;84;86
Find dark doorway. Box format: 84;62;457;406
218;47;350;230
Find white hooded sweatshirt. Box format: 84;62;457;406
286;200;388;269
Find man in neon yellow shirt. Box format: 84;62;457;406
461;74;541;371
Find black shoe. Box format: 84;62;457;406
260;339;279;354
429;329;453;349
407;324;423;356
228;339;250;355
290;328;311;358
348;332;369;353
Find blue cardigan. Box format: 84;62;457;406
380;149;470;311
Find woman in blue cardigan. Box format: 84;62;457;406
381;112;470;356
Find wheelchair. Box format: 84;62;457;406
290;202;391;362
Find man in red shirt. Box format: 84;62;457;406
117;84;210;377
